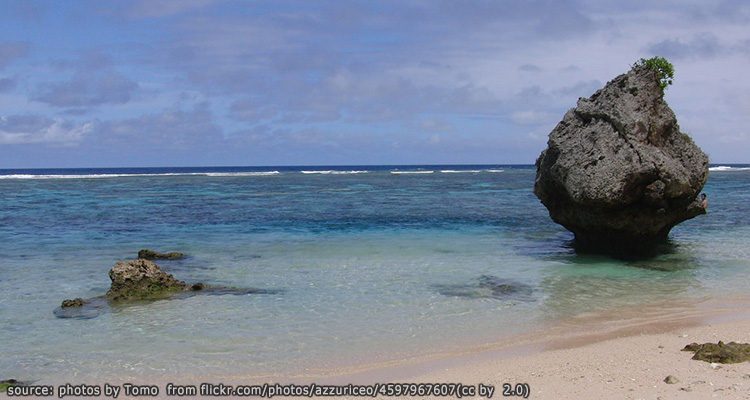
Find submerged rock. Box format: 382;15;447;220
682;341;750;364
194;285;279;296
54;297;109;319
435;275;534;301
106;259;187;301
534;63;708;254
138;249;185;260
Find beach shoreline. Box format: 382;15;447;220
10;295;750;399
305;297;742;396
116;295;750;400
301;295;750;377
277;295;750;399
397;315;750;399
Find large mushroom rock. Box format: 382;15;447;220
106;259;187;301
534;64;708;254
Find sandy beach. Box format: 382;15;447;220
407;319;750;399
117;295;750;400
291;295;750;399
11;296;750;399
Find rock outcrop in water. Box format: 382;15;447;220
534;63;709;253
56;256;281;319
106;259;188;301
138;249;185;260
61;298;86;308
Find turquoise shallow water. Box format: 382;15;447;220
1;164;749;383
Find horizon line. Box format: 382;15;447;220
1;162;748;171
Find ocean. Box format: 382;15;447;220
1;164;749;384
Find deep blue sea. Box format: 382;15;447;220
1;164;749;384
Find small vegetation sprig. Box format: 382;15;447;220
633;56;674;91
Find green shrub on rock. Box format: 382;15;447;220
633;56;674;91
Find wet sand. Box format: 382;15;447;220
44;296;750;399
292;296;750;399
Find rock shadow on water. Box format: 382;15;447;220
434;275;535;302
513;231;577;260
569;237;684;260
516;229;694;272
566;239;700;272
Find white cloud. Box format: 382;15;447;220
0;115;94;145
3;1;750;166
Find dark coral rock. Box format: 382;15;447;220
682;341;750;364
61;298;85;308
138;249;185;260
106;259;187;301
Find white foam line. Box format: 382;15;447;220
390;170;434;175
709;166;750;171
300;170;369;175
0;171;282;179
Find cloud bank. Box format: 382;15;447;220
1;0;749;167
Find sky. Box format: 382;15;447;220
1;0;749;168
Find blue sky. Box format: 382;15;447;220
1;0;749;168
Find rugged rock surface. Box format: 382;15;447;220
534;64;709;253
55;257;281;319
683;341;750;364
106;259;187;301
138;249;185;260
60;298;86;308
